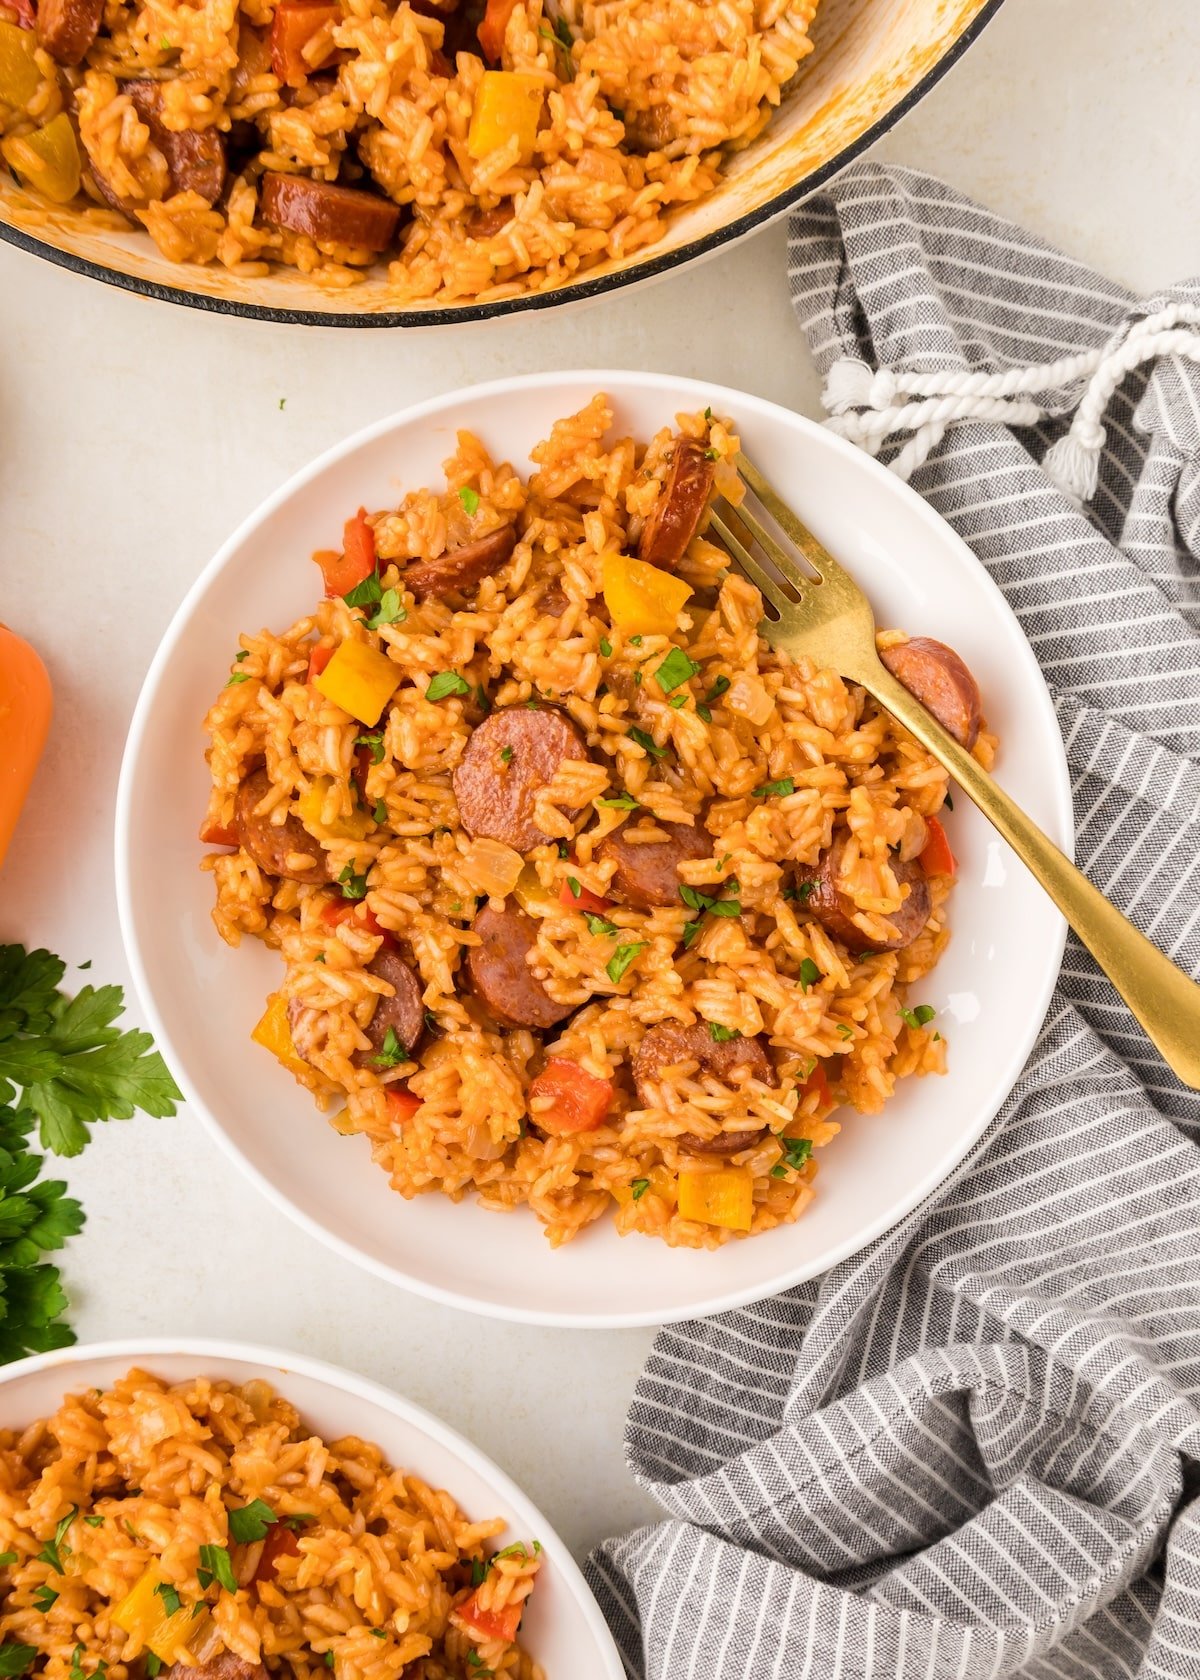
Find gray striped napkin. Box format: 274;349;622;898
586;163;1200;1680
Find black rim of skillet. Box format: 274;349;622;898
0;0;1006;328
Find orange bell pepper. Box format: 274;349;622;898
0;621;52;871
385;1087;421;1123
315;508;377;598
919;814;956;877
199;817;238;848
678;1166;753;1231
528;1058;613;1135
458;1589;523;1644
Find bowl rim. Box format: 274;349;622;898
0;1335;626;1679
0;0;1006;328
114;365;1073;1328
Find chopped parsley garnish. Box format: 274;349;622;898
356;731;385;764
424;1009;440;1034
370;1630;387;1640
83;1515;103;1528
467;1654;492;1674
493;1542;535;1560
899;1003;937;1030
458;486;480;516
585;914;619;938
784;880;815;903
426;671;471;701
470;1558;488;1586
366;588;406;631
500;746;514;765
32;1586;57;1612
630;1178;650;1201
798;958;820;991
696;705;713;723
606;943;647;984
669;694;687;709
771;1136;814;1179
680;918;704;949
629;635;643;647
225;672;251;687
596;792;639;810
475;684;490;713
373;799;388;825
708;1024;740;1042
235;650;249;662
337;865;369;901
679;884;741;920
154;1582;183;1617
69;1646;85;1680
599;637;612;657
228;1499;278;1543
0;1554;16;1566
277;397;285;411
556;840;569;857
322;1656;334;1670
372;1027;406;1069
633;670;642;687
147;1659;163;1679
38;1507;77;1572
566;876;582;898
654;647;701;694
627;726;665;759
752;778;795;798
525;697;540;709
0;1647;36;1678
836;1023;853;1040
343;569;383;609
704;676;730;704
197;1543;237;1594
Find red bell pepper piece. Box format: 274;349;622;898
321;900;392;944
458;1588;523;1644
270;0;340;86
314;508;376;599
528;1058;613;1135
252;1521;301;1584
559;875;611;915
919;814;956;878
801;1061;829;1104
199;818;238;847
307;643;334;682
385;1087;421;1123
476;0;519;61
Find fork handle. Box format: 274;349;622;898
859;661;1200;1089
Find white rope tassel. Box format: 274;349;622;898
822;303;1200;492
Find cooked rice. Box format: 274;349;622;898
0;1368;543;1679
200;396;996;1248
0;0;819;300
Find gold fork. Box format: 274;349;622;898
708;450;1200;1090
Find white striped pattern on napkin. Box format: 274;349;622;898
586;163;1200;1680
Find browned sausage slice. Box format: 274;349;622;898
467;201;514;238
794;841;930;955
404;525;517;601
598;819;711;910
37;0;102;64
234;769;331;883
165;1657;266;1680
120;81;227;204
260;171;400;253
633;1021;775;1153
466;904;574;1030
880;636;982;750
353;947;425;1066
452;706;590;852
638;438;715;572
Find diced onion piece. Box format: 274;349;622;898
251;994;310;1080
0;21;40;109
2;113;81;203
465;1121;509;1161
296;775;373;841
460;837;524;898
467;71;543;164
678;1166;753;1231
725;672;774;726
513;862;556;916
314;639;401;726
601;551;693;636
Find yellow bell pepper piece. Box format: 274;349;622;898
114;1565;210;1661
2;113;81;204
252;993;311;1081
314;639;401;726
513;862;556;916
467;71;544;165
0;21;40;109
678;1166;754;1232
601;551;694;637
296;775;373;842
613;1165;677;1209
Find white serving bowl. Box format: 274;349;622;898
0;0;1004;324
0;1338;624;1679
116;369;1072;1327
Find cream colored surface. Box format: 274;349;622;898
0;0;1198;1565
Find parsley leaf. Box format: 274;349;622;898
627;726;666;759
371;1027;406;1069
83;1515;103;1528
69;1645;85;1680
32;1585;57;1611
500;746;513;765
37;1505;76;1572
704;676;730;704
343;570;383;609
355;732;385;764
836;1023;853;1040
566;876;582;899
0;1647;36;1678
224;672;251;687
680;918;704;949
798;958;820;991
599;637;612;658
228;1499;278;1544
337;865;369;901
373;799;388;825
154;1581;183;1616
771;1136;813;1179
696;705;713;724
899;1003;937;1030
147;1659;163;1679
0;1554;16;1566
708;1024;740;1042
606;943;647;984
197;1543;237;1594
630;1178;650;1201
584;914;619;938
654;647;701;694
596;792;639;810
752;778;795;799
458;487;480;516
426;671;471;701
470;1558;488;1586
366;588;406;631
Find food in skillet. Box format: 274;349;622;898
0;0;820;300
0;1368;541;1677
200;397;992;1247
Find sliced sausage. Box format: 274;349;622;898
466;904;574;1030
353;947;425;1067
598;819;711;910
37;0;102;64
260;171;400;252
467;201;514;238
121;81;227;203
638;437;715;572
452;705;590;852
622;104;679;155
404;525;517;601
794;841;930;955
165;1657;266;1680
234;769;331;883
879;636;982;750
538;585;569;618
633;1022;775;1153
